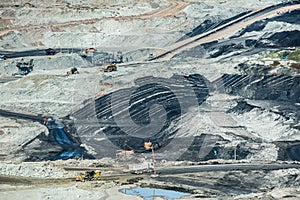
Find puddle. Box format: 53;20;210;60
120;187;190;200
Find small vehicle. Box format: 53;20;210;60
0;55;7;61
76;170;101;182
66;67;79;75
128;162;154;174
86;48;95;53
15;59;34;75
114;51;123;63
45;48;56;55
101;63;117;72
80;48;96;57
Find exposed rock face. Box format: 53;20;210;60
214;74;300;102
0;1;300;200
262;30;300;47
73;75;209;156
178;6;300;59
68;72;299;161
0;0;298;164
1;68;297;162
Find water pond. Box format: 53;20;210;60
120;186;190;200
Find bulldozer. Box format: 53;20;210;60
101;63;117;72
76;170;101;182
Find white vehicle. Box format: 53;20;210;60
0;55;7;61
128;162;154;174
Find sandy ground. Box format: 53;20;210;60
0;184;143;200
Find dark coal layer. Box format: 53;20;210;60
92;74;209;152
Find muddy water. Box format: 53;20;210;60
120;187;190;200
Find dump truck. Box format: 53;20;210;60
0;55;7;61
76;170;101;182
101;63;117;72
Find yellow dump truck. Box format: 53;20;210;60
76;170;101;182
101;63;117;72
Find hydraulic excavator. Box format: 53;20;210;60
14;58;34;76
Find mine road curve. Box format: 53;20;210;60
152;2;300;61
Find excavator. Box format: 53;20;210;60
76;170;101;182
14;58;34;76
